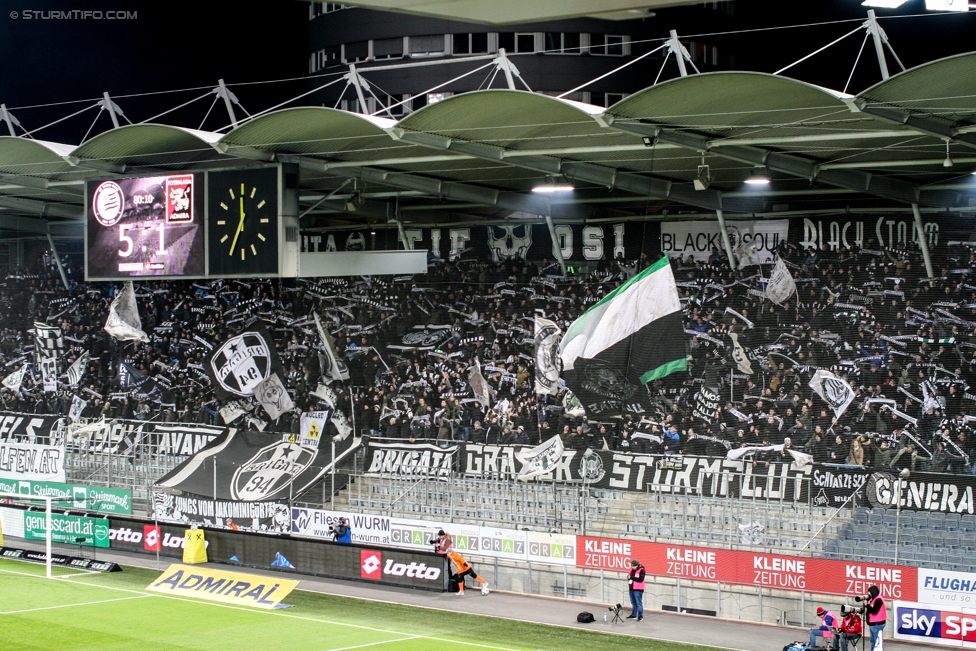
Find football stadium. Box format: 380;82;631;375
1;2;976;650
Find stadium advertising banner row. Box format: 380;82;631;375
0;507;111;548
577;535;915;600
364;441;813;501
0;479;131;515
290;507;577;566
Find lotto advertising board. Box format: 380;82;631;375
105;515;447;591
86;173;205;280
576;536;916;600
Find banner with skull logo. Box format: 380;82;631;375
809;369;855;419
206;320;284;401
534;317;562;395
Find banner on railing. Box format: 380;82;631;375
151;491;291;533
69;419;227;456
363;441;458;480
0;413;62;444
154;430;360;502
291;507;392;546
808;467;976;514
576;535;917;600
462;444;813;499
0;441;65;482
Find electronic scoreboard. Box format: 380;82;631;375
84;164;298;281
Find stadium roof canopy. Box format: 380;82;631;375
317;0;704;25
1;51;975;240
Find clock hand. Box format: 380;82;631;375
229;203;246;256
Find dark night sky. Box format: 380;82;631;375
0;0;972;146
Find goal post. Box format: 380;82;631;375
0;491;53;578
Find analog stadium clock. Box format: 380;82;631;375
207;167;280;276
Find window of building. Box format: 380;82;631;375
498;32;515;53
343;40;368;63
309;3;347;19
604;92;627;106
516;33;535;53
545;32;581;54
409;34;446;57
588;34;628;56
453;33;490;55
563;32;580;54
471;32;488;53
373;37;403;60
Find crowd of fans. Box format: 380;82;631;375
3;234;976;476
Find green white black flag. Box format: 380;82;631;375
559;257;686;415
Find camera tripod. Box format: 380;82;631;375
609;605;623;623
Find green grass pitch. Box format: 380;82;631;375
0;557;724;651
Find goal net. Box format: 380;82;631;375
0;491;105;578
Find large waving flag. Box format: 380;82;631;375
559;257;686;415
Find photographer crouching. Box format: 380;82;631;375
858;585;886;650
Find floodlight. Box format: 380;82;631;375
532;176;574;193
694;164;711;191
745;167;771;185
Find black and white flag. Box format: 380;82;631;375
809;369;855;419
516;435;564;480
253;372;294;420
205;320;284;400
65;351;90;386
765;258;796;305
68;395;87;422
534;317;562;395
2;364;26;393
728;332;753;375
313;312;350;382
468;360;493;407
104;281;149;342
119;362;169;403
34;322;64;357
692;385;720;424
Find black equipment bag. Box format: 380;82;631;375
577;612;595;624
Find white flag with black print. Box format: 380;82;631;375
68;395;87;422
2;364;26;393
728;332;753;375
313;312;350;382
253;372;295;421
516;435;565;481
40;356;58;392
809;369;855;419
65;351;90;386
765;258;796;305
104;281;149;342
33;322;64;357
534;316;562;395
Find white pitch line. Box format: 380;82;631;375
326;636;422;651
58;575;527;651
0;595;151;615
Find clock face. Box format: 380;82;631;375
207;167;279;276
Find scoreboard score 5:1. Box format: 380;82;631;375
85;173;205;280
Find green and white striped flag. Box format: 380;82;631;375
559;257;686;415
